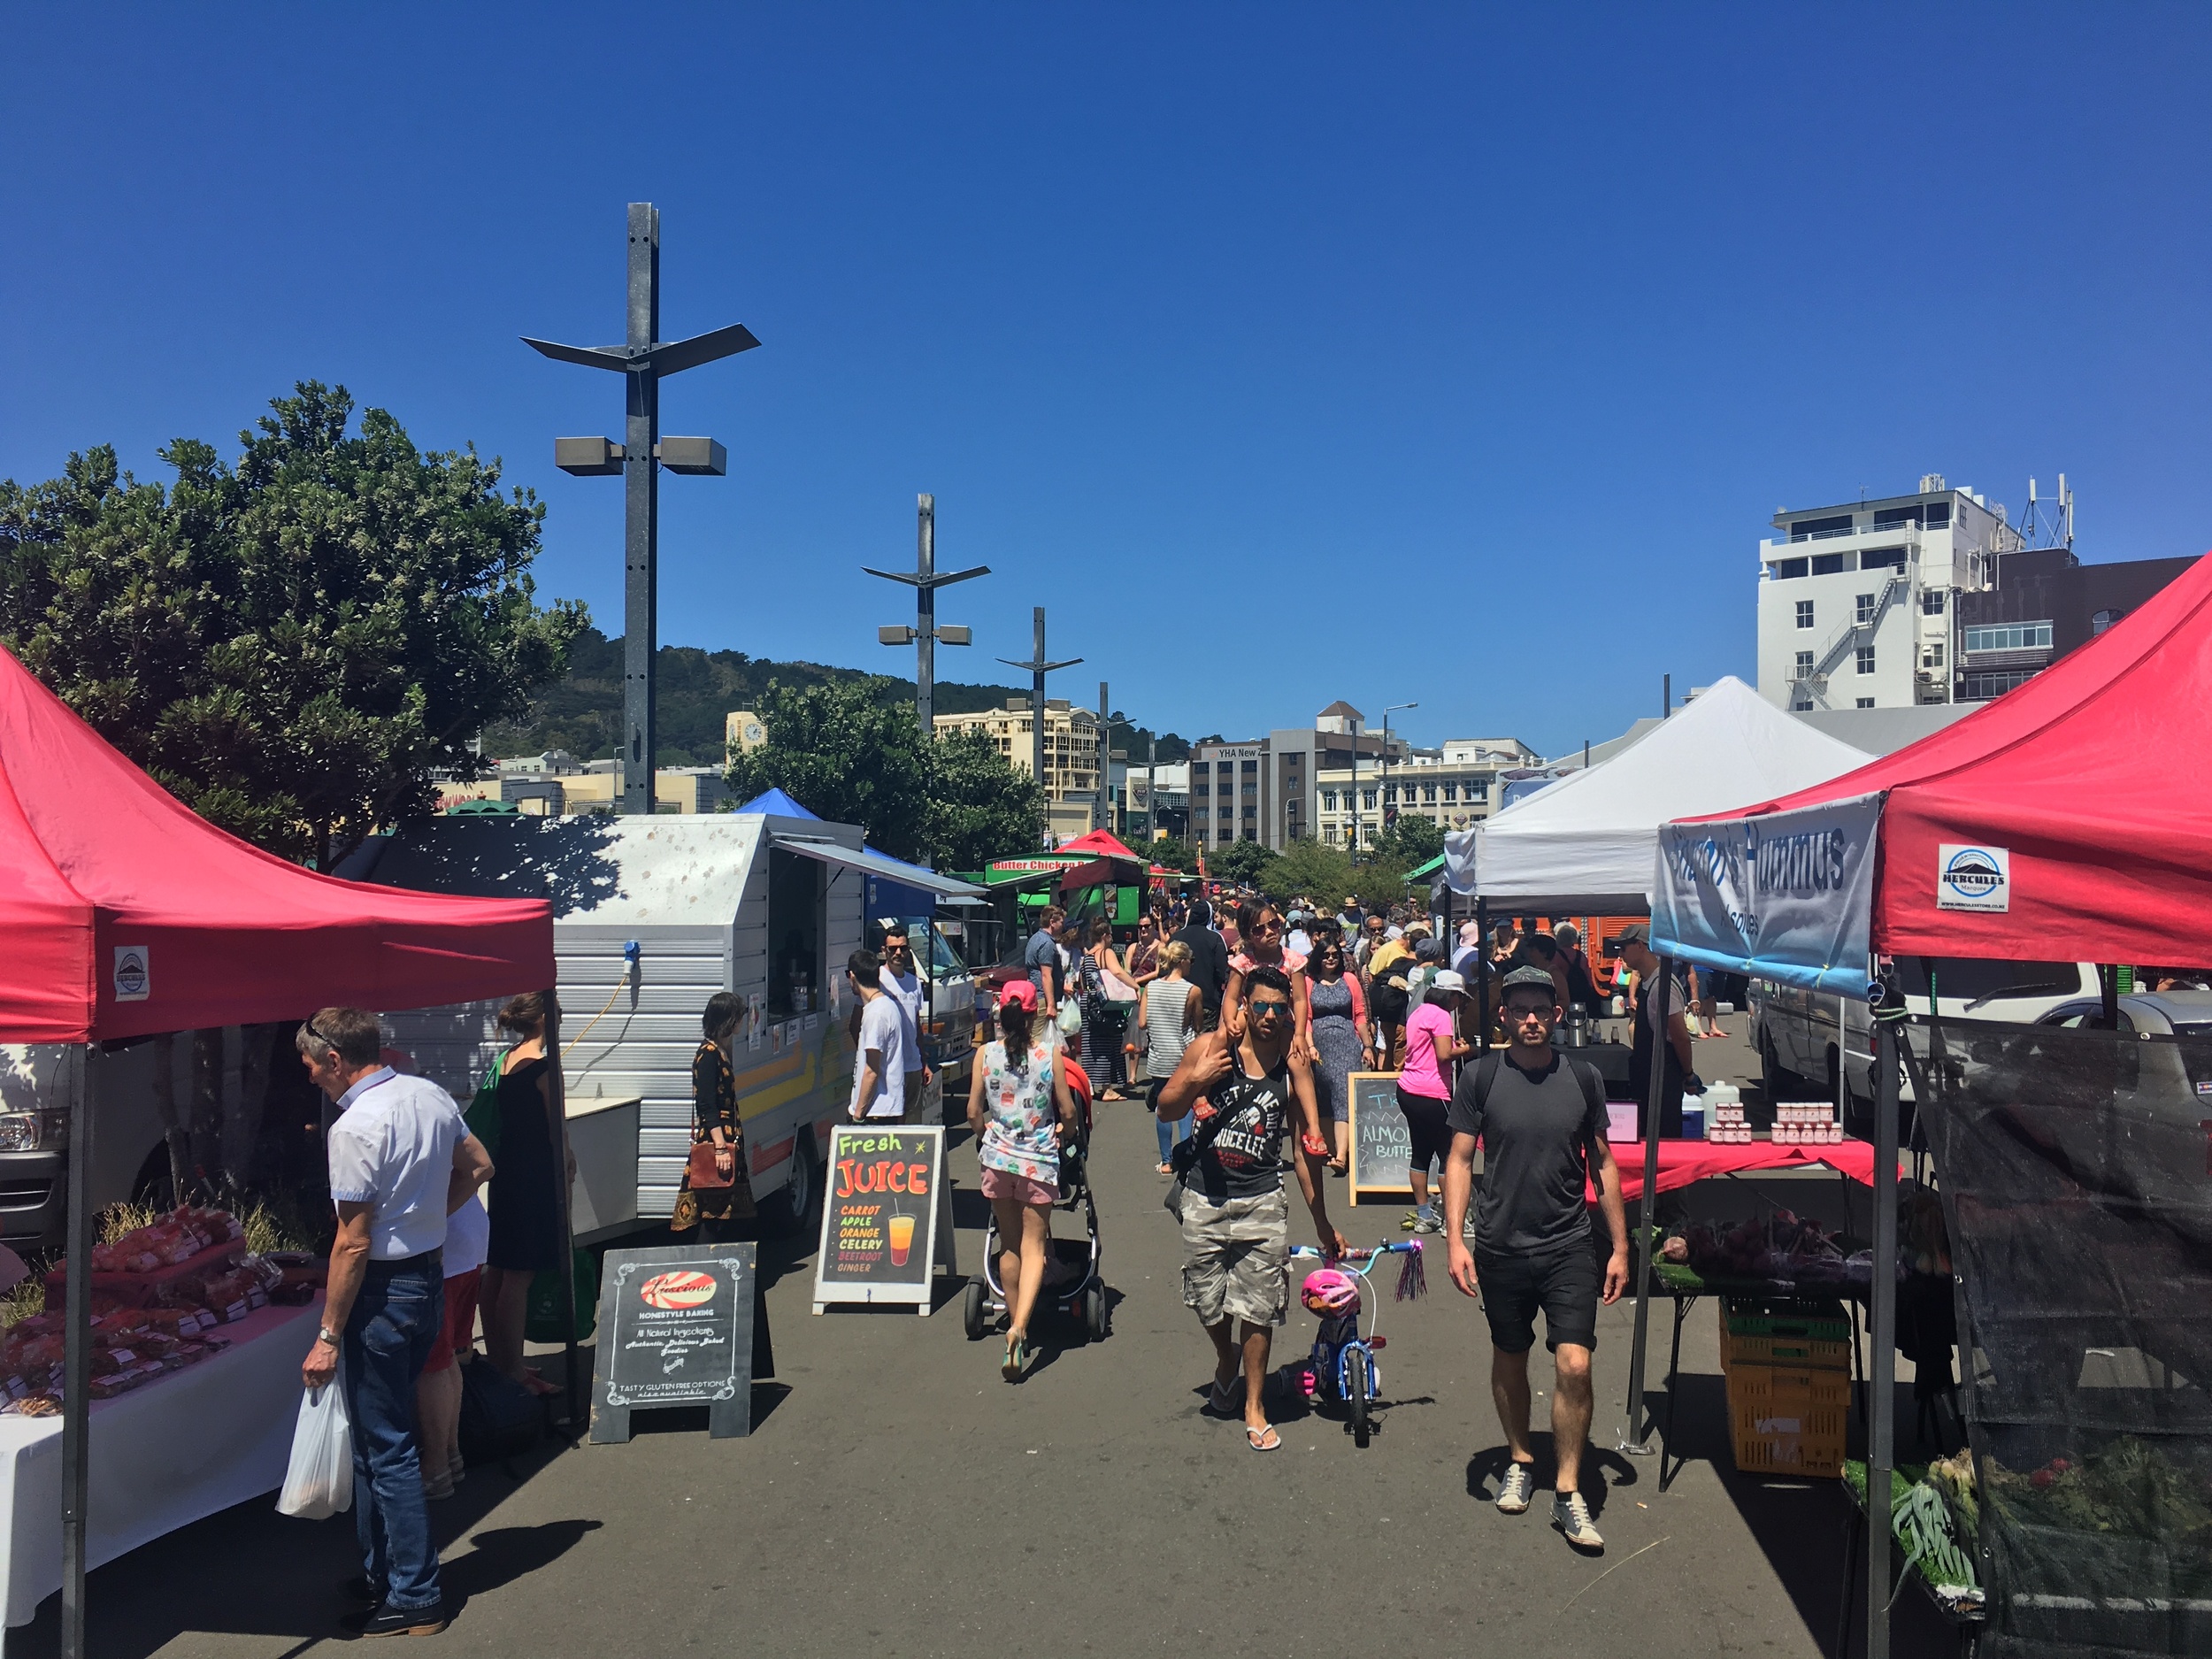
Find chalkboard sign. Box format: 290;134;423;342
589;1242;764;1443
810;1123;957;1316
1347;1071;1411;1204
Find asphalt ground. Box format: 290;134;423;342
13;1015;1962;1657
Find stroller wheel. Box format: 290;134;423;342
963;1279;987;1341
1083;1286;1108;1342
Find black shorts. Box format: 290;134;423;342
1394;1085;1452;1176
1473;1240;1601;1355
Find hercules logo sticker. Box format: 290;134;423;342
1937;845;2010;913
112;946;150;1002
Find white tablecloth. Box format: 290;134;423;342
0;1296;320;1626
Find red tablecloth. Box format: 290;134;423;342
1598;1138;1886;1203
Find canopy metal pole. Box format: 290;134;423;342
61;1041;98;1659
545;995;581;1432
1866;1011;1901;1659
1619;951;1669;1453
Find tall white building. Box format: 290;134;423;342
1755;476;2024;712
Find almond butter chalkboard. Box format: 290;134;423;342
809;1124;957;1315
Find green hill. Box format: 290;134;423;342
481;628;1190;769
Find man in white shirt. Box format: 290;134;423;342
845;949;909;1122
298;1006;495;1640
879;924;933;1122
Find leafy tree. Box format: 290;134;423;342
1146;836;1200;874
1376;811;1446;866
0;382;586;868
723;677;1045;869
1256;839;1356;910
1210;838;1275;887
926;724;1048;872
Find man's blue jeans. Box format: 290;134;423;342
342;1255;445;1612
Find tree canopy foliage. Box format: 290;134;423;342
0;383;586;866
724;677;1044;870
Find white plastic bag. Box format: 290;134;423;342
276;1382;353;1519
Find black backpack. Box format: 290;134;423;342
458;1359;545;1467
1465;1051;1609;1160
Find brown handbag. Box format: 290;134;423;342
687;1139;736;1190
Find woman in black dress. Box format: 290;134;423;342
480;992;566;1394
672;992;757;1240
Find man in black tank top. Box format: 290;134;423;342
1157;964;1346;1452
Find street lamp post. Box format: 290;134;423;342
1383;701;1418;841
528;203;758;816
865;493;989;739
1349;715;1363;858
996;608;1081;841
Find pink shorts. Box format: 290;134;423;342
979;1167;1057;1207
423;1267;481;1375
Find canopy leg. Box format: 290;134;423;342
61;1043;98;1659
1618;951;1670;1455
1867;1010;1901;1659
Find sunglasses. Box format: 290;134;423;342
1249;999;1293;1019
1251;920;1282;936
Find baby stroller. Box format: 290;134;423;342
964;1050;1110;1343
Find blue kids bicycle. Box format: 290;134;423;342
1288;1240;1425;1448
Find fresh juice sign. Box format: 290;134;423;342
824;1129;937;1285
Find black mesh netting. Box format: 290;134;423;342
1918;1014;2212;1658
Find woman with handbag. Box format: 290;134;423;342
967;980;1079;1381
1077;918;1137;1100
672;992;757;1240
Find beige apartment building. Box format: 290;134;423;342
1314;737;1538;848
933;695;1098;838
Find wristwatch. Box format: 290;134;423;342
317;1328;339;1347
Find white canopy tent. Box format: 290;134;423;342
1442;677;1873;910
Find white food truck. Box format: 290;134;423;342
355;805;985;1241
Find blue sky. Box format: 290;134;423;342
4;4;2208;757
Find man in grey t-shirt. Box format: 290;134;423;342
1442;965;1630;1553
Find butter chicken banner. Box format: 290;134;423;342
810;1125;956;1315
590;1243;764;1442
1652;791;1882;999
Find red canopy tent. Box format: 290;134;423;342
1054;828;1141;862
0;648;553;1041
0;646;552;1650
1673;548;2212;965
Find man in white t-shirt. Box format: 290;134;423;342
845;949;909;1122
879;924;933;1121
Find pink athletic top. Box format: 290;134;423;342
1397;1002;1458;1100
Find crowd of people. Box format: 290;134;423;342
980;885;1691;1553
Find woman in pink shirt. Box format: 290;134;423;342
1395;969;1471;1233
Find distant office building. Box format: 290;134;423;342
1194;704;1409;852
1951;547;2196;703
1125;762;1190;841
934;695;1098;841
1313;738;1537;848
1756;475;2024;712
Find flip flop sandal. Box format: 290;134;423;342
1244;1424;1282;1452
1002;1336;1028;1382
1208;1374;1242;1415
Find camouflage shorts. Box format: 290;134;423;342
1178;1186;1290;1328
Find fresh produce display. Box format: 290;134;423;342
1983;1437;2212;1559
1663;1210;1871;1289
1846;1457;1984;1614
87;1206;242;1273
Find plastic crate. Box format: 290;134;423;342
1724;1294;1850;1342
1726;1362;1848;1478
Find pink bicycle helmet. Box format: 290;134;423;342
1301;1268;1361;1317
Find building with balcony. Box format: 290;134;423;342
1952;546;2197;703
1755;475;2023;712
933;695;1098;841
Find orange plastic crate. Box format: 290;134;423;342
1725;1363;1848;1478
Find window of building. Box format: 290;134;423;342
1792;697;1813;712
1322;789;1338;811
1855;645;1876;675
1422;784;1437;803
1924;502;1952;528
1856;698;1875;709
1441;782;1456;802
1855;592;1876;624
1363;825;1378;847
1922;644;1945;668
1962;668;2039;702
2092;608;2124;634
1362;789;1378;810
1962;621;2054;653
1789;514;1854;542
1793;650;1814;675
1811;552;1850;576
1794;600;1815;629
1324;826;1340;845
1921;589;1946;615
1383;785;1397;805
1468;780;1488;803
1770;557;1809;580
1860;545;1909;572
1871;507;1921;532
1240;760;1259;774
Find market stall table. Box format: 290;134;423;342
0;1295;322;1626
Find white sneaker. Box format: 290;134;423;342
1494;1463;1535;1514
1552;1489;1603;1550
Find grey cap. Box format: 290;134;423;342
1613;923;1651;948
1502;964;1558;995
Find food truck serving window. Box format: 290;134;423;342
767;849;825;1017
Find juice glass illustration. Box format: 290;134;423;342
888;1213;917;1266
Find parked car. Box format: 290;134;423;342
2033;988;2212;1038
1752;957;2101;1136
